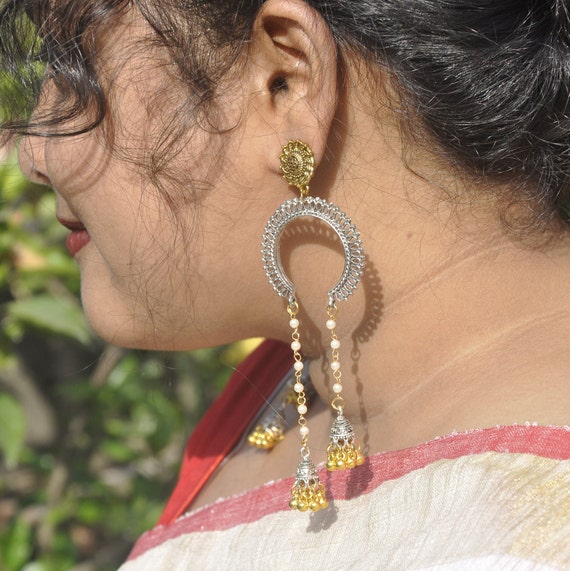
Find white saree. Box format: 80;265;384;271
120;425;570;570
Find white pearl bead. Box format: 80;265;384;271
293;361;304;372
331;360;340;371
333;383;343;394
291;340;301;352
294;382;304;393
289;318;299;329
299;426;309;437
297;404;308;415
326;319;336;330
330;338;341;350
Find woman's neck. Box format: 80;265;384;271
308;230;570;452
283;79;570;453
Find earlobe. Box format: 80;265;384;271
250;0;338;165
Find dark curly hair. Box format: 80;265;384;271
1;0;569;232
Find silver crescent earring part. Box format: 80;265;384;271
261;195;365;304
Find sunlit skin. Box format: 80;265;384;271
20;9;289;351
18;0;570;508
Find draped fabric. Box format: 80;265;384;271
120;342;570;569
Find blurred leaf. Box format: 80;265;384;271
6;295;91;345
76;499;106;525
107;354;139;390
57;379;95;403
0;518;33;571
0;392;26;468
22;563;47;571
0;159;30;200
101;440;136;463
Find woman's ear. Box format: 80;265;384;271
247;0;338;167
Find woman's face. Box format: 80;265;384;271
18;10;287;350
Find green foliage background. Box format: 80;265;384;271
0;153;247;571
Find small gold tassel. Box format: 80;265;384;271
290;458;328;512
247;374;305;451
326;413;365;471
247;420;285;450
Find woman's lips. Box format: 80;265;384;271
57;217;91;257
66;229;91;257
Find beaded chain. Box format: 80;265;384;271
287;300;328;512
325;303;364;472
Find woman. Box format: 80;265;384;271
2;0;570;568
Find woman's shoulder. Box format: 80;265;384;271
120;424;570;570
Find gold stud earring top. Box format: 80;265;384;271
279;140;315;198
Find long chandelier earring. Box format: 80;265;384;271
262;140;365;511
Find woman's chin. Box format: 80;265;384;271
79;281;264;351
80;296;153;349
81;303;208;351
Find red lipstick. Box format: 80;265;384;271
57;217;91;257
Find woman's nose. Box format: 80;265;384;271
18;133;51;186
17;76;60;187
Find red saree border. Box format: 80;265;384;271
158;339;293;526
128;424;570;561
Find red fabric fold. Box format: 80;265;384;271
158;339;292;525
